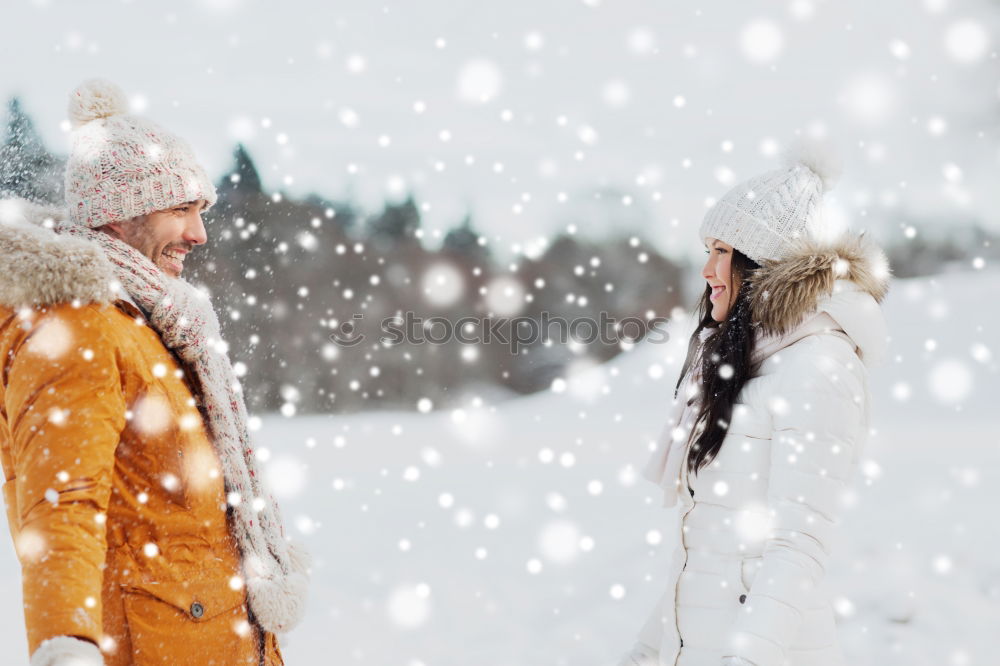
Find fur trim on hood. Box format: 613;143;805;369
749;230;892;366
0;198;118;308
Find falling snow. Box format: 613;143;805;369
1;0;998;664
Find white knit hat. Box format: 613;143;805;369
64;79;217;228
698;139;842;263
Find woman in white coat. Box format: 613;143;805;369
620;142;891;666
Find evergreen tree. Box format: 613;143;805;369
0;98;63;203
442;213;490;261
216;143;264;204
367;196;421;248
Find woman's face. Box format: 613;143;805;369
701;237;741;321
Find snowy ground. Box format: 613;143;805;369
1;269;998;665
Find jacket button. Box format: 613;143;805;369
190;602;205;619
739;594;747;604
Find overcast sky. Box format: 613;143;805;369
2;0;998;261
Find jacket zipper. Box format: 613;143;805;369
673;395;699;658
673;482;696;658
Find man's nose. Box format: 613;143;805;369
185;213;208;246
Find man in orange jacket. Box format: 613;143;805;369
0;79;308;666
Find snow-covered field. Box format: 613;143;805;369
2;269;998;665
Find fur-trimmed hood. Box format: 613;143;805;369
0;198;118;308
750;230;892;366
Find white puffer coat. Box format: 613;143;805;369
637;232;891;666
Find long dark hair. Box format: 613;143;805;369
676;249;761;476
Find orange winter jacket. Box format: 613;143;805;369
0;221;283;664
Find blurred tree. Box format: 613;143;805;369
882;216;1000;278
367;196;421;249
0;97;63;204
443;213;490;262
216;143;264;203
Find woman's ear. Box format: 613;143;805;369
729;272;742;307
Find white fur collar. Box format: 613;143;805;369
0;198;117;308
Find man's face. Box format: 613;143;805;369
103;201;208;278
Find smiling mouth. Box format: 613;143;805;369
710;285;725;301
161;248;187;273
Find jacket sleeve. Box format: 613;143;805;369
4;305;126;656
723;341;866;666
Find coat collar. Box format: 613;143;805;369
749;230;892;366
0;198;118;309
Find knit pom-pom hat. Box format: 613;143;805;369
64;78;217;228
698;137;843;263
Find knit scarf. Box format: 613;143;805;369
55;221;308;634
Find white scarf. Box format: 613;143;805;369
642;327;713;507
55;221;309;634
643;313;853;507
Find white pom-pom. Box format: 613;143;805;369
246;569;309;633
30;636;104;666
286;540;312;576
68;78;128;128
783;136;842;192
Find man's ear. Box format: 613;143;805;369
100;222;124;238
100;215;146;238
